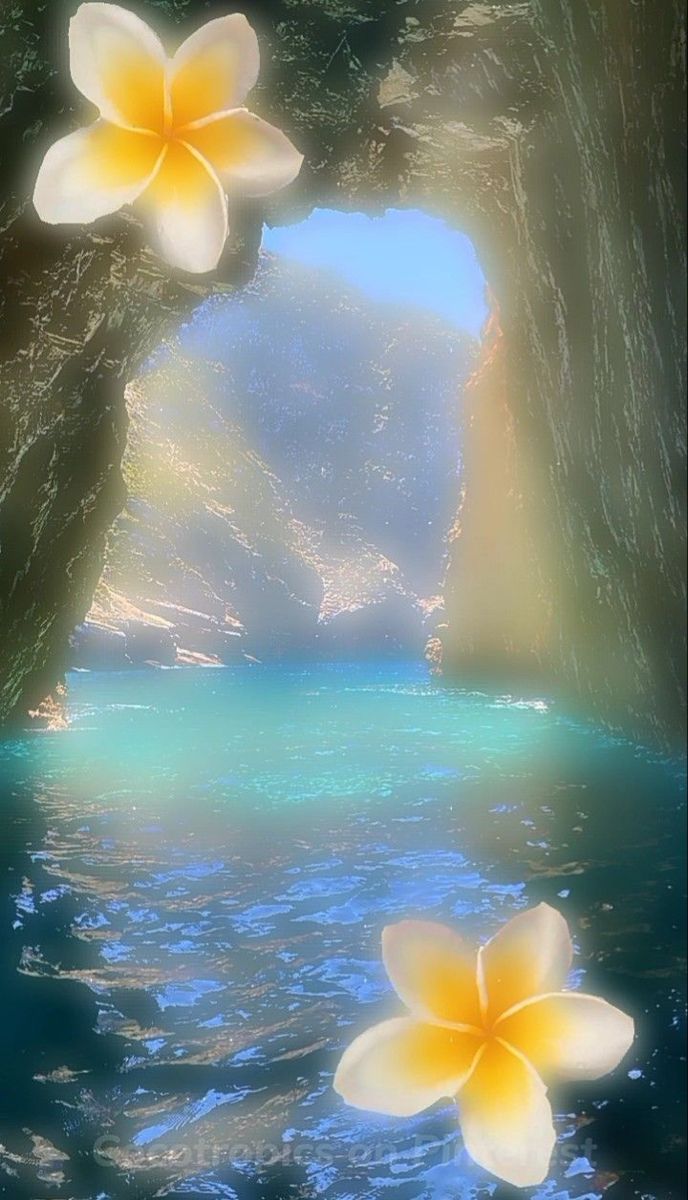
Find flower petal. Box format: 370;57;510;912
182;110;303;197
139;141;228;274
170;15;260;129
33;122;164;225
458;1038;556;1188
496;991;635;1081
334;1018;482;1117
69;3;167;132
478;903;573;1021
382;920;482;1027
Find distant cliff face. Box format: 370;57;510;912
80;255;470;665
1;0;685;744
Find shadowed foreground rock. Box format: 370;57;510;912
1;0;685;746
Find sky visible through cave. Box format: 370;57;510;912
262;207;488;339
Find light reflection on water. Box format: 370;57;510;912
0;662;685;1199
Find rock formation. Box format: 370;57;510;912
82;254;468;664
1;0;685;746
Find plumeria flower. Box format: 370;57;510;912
33;3;303;273
334;903;634;1188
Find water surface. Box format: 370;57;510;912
0;663;685;1198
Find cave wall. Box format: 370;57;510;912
443;0;687;748
1;0;685;745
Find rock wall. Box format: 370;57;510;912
1;0;685;745
443;1;687;748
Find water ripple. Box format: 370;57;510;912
0;663;684;1198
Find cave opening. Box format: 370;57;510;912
73;208;488;670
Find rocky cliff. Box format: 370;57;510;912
79;253;469;665
1;0;685;745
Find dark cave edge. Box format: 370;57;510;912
1;0;685;749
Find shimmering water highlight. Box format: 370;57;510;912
0;663;684;1198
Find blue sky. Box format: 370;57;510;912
262;208;488;340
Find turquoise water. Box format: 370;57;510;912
0;663;685;1198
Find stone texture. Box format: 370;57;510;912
1;0;685;746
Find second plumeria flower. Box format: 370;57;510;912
334;903;635;1188
34;3;303;273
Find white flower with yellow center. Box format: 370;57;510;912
33;3;303;273
334;903;634;1188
